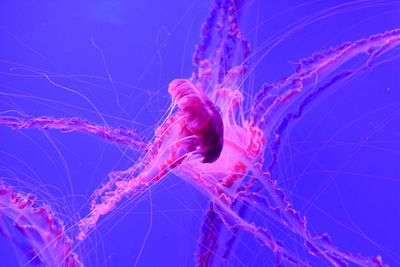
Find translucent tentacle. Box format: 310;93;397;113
0;115;147;150
195;204;224;267
77;113;198;240
196;200;248;267
193;0;250;83
246;166;386;267
251;28;400;130
249;28;400;172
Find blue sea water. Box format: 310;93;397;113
0;1;399;266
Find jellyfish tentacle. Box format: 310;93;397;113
249;28;400;173
0;182;82;266
193;0;250;84
250;28;400;129
77;112;199;239
195;204;225;267
246;167;386;267
0;115;147;150
195;199;250;266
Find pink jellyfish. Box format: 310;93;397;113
0;0;399;266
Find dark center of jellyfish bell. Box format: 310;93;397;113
199;99;224;164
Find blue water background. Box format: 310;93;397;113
0;1;399;266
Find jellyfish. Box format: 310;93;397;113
0;0;400;266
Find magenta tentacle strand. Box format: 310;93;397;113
251;29;400;129
0;115;147;150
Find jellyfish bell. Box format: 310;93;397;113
172;71;266;197
168;78;224;163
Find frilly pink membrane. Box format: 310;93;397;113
1;0;400;266
0;183;82;266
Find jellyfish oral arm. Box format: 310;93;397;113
0;183;82;266
77;111;198;240
0;115;147;150
78;78;226;239
251;29;400;129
